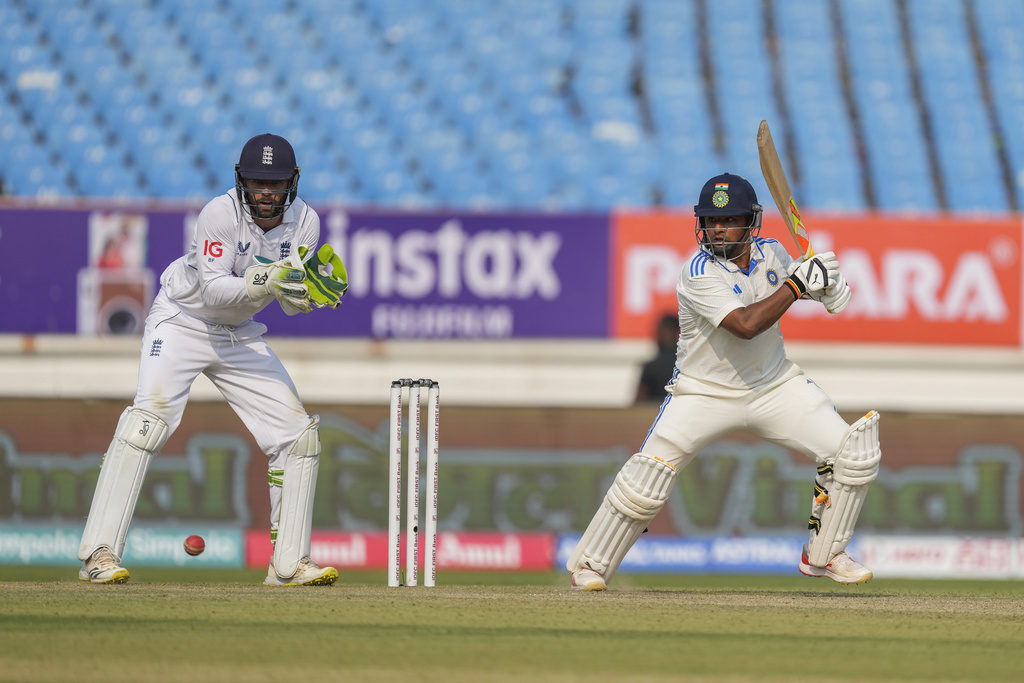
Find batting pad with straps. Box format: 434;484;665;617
78;407;170;561
566;454;677;583
272;416;321;578
807;411;881;567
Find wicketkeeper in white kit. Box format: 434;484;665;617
78;133;348;586
568;173;881;590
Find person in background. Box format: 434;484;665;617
635;313;680;403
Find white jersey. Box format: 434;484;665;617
157;190;321;327
672;237;797;395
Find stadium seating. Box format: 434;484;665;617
0;0;1020;213
906;0;1008;212
703;0;788;211
838;0;937;211
971;0;1024;210
640;0;720;206
773;0;865;210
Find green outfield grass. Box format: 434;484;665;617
2;567;1022;682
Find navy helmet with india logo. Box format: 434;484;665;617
693;172;763;261
235;133;300;219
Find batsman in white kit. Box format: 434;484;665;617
78;133;348;585
568;173;881;590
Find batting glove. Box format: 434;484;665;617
785;251;839;299
244;257;311;312
817;271;852;314
298;244;348;310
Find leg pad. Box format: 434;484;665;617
566;454;677;584
78;407;169;561
807;411;881;566
272;416;321;578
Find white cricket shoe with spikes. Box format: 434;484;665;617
264;557;338;586
570;566;607;591
79;547;130;584
799;542;873;584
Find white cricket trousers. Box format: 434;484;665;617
134;303;313;534
135;311;311;458
639;365;850;542
640;365;850;471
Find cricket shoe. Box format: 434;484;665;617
79;547;130;584
799;542;873;584
264;557;339;586
570;566;607;591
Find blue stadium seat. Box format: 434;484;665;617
774;0;865;210
704;0;785;209
840;0;938;211
971;0;1024;208
3;0;1023;212
75;163;143;200
1;104;74;197
907;0;1008;212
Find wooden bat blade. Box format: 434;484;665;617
756;120;813;259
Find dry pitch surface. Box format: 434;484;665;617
1;568;1022;683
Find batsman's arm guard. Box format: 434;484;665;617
807;411;881;567
566;454;677;584
272;416;321;578
79;407;170;561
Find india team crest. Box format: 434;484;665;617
766;268;779;286
712;190;729;208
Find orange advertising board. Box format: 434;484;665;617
612;211;1023;345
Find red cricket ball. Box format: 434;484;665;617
184;535;206;556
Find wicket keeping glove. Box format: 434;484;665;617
298;244;348;310
785;251;839;299
245;256;311;312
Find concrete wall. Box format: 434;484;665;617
3;334;1024;415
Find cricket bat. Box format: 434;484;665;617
756;120;814;260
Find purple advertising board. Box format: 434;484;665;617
0;207;88;332
0;204;611;338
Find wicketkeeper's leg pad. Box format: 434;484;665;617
566;454;677;583
267;467;284;546
807;411;881;567
78;407;170;561
272;416;321;578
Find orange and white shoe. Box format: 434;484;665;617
570;566;607;591
799;542;873;584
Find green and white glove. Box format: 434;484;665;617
298;244;348;310
244;257;311;312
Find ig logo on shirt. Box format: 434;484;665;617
203;240;224;260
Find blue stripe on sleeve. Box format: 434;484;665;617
690;252;709;277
